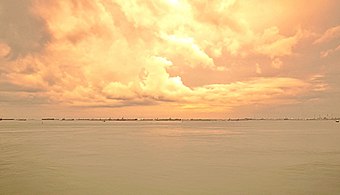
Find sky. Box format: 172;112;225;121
0;0;339;119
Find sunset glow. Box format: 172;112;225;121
0;0;339;118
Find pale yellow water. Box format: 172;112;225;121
1;120;340;194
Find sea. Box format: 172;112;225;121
0;120;340;194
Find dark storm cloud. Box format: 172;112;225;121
0;0;50;59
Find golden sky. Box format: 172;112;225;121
0;0;339;118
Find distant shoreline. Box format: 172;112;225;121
1;117;339;122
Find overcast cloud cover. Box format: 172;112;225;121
0;0;339;118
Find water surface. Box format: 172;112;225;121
1;120;340;194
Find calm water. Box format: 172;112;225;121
0;120;340;194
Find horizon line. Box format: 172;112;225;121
1;117;339;121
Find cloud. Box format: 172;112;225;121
320;44;340;58
0;0;50;59
0;0;336;117
0;42;10;58
271;58;283;69
255;27;301;58
314;25;340;44
255;63;262;74
159;34;216;69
